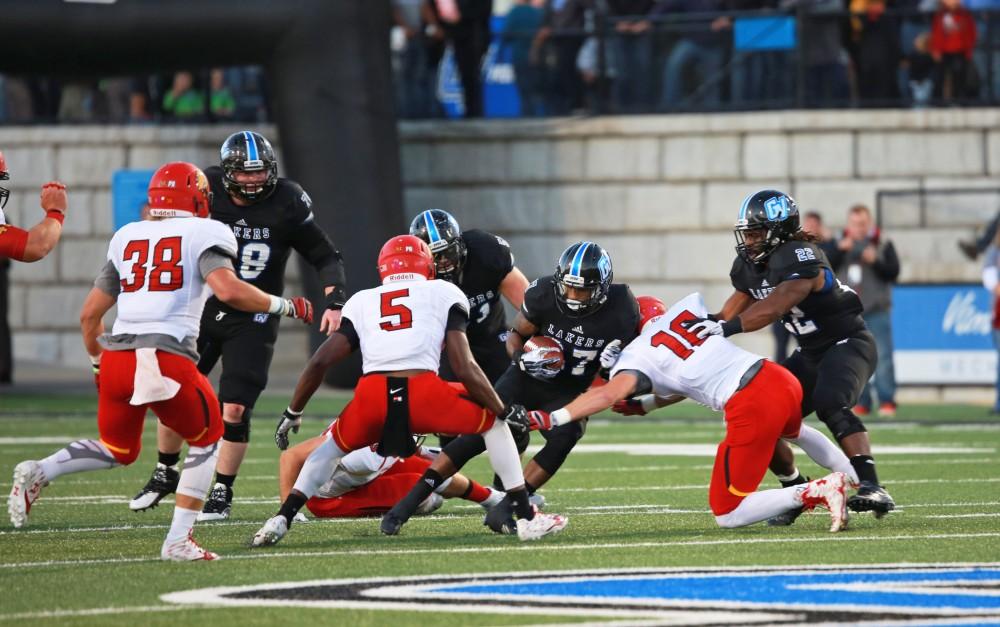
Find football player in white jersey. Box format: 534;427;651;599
277;432;504;519
0;149;68;263
527;293;858;532
7;162;314;561
253;235;567;545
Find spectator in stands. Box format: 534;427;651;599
930;0;979;102
162;71;205;121
981;232;1000;414
655;0;731;110
608;0;655;112
428;0;493;118
829;204;901;418
850;0;904;106
394;0;443;119
1;77;34;123
209;69;236;121
781;0;851;107
502;0;547;116
907;31;936;106
57;80;97;123
534;0;592;115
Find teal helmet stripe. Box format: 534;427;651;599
737;192;755;222
569;241;592;277
243;131;259;161
423;210;442;243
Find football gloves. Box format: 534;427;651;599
682;316;743;338
278;297;314;324
517;348;560;381
274;407;303;450
527;410;553;431
499;404;530;437
612;394;658;416
599;339;623;370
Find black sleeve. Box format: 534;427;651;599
468;230;515;280
520;280;548;327
872;240;900;282
769;241;825;283
621;285;641;339
334;317;360;351
446;303;470;332
729;257;752;294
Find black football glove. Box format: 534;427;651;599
275;407;303;450
499;404;530;438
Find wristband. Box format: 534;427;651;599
721;317;743;337
89;354;101;372
285;406;303;417
550;408;571;426
639;394;658;413
267;295;285;315
325;287;346;311
45;210;65;225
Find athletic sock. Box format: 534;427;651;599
507;487;534;520
38;439;119;481
277;492;308;527
388;469;443;522
777;470;807;489
462;480;491;503
215;473;236;489
158;451;181;468
850;455;879;485
165;506;199;544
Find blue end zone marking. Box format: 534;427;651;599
432;568;1000;611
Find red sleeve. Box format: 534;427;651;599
930;14;944;56
0;224;29;261
964;12;977;55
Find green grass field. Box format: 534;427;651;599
1;394;999;625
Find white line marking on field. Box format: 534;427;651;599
0;436;90;444
0;605;190;622
3;532;1000;570
524;444;996;457
924;513;1000;519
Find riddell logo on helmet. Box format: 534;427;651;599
165;180;176;188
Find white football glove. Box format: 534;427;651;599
684;318;725;339
599;339;623;370
518;348;560;381
275;407;303;450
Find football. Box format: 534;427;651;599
523;335;565;374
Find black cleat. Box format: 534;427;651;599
767;506;805;526
483;497;517;535
129;464;179;512
847;481;895;518
197;483;233;521
381;512;405;536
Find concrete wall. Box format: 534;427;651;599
4;109;997;371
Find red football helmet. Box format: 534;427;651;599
637;295;667;332
147;162;212;218
0;150;10;210
377;235;435;282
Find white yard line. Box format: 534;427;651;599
0;605;195;622
2;532;998;571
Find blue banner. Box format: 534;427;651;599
891;284;993;350
111;169;154;230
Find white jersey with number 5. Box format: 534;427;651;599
341;276;469;374
610;293;763;411
108;217;237;341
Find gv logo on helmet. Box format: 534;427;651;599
764;195;790;220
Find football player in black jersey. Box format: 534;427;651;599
408;209;530;445
684;189;895;519
129;131;348;520
380;241;640;536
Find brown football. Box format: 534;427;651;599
523;335;565;372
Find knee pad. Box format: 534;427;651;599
222;407;251;443
532;422;585;475
817;407;867;441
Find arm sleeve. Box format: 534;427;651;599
93;260;121;297
198;248;236;280
334;317;361;351
520;281;546;326
446;303;470;332
871;241;900;282
0;224;29;261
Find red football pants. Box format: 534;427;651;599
98;350;223;465
329;372;496;452
709;361;803;516
305;455;432;518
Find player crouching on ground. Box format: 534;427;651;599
7;162;314;561
277;430;504;519
526;293;858;532
253;235;567;546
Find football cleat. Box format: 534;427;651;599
250;515;288;547
197;483;233;522
516;509;568;541
799;472;849;533
292;512;309;524
483;498;517;535
415;492;444;516
380;512;405;536
8;460;47;529
480;488;506;510
766;506;804;527
130;463;179;512
847;481;896;518
161;531;219;561
529;492;546;510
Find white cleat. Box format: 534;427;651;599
529;492;546;510
516;511;568;541
415;493;444;516
251;515;288;547
8;460;47;529
801;471;849;533
292;512;309;524
480;488;506;510
161;532;219;561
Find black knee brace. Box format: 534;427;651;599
817;406;867;442
532;420;585;475
223;407;251;443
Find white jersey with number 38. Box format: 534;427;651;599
341;277;469;374
108;217;237;341
610;293;762;411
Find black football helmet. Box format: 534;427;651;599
409;209;467;283
553;241;613;317
734;189;801;264
220;131;278;202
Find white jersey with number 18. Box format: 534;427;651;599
341;276;469;374
610;292;763;411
